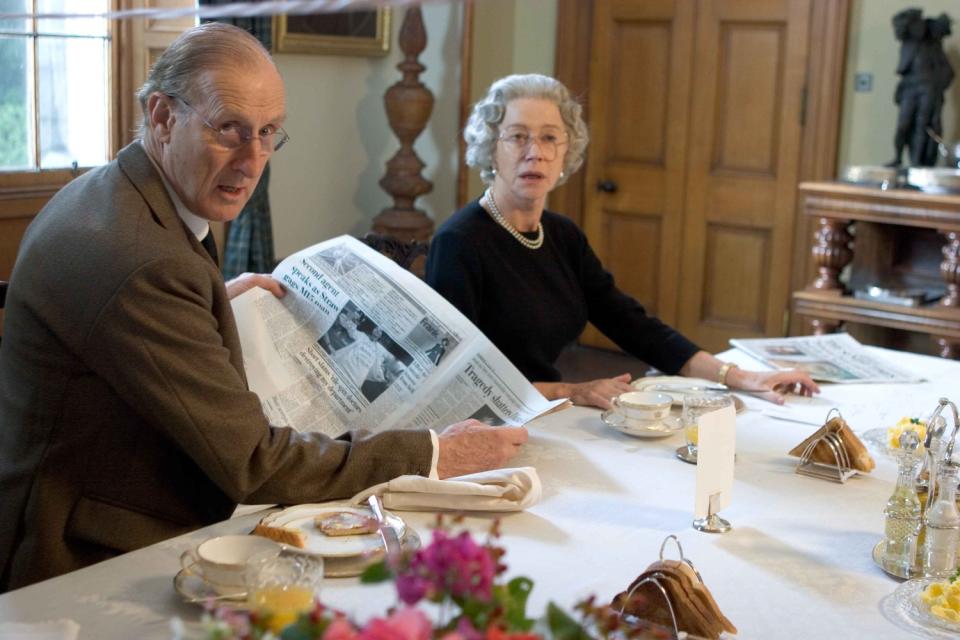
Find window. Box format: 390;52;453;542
0;0;110;172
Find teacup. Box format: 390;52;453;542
180;535;281;595
601;391;673;428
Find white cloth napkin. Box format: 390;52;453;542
351;467;542;512
0;620;79;640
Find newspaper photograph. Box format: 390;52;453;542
231;235;566;438
729;333;924;384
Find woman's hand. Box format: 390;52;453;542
225;273;286;300
726;368;820;405
537;374;633;410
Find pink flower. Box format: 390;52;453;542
358;607;432;640
324;617;360;640
396;530;496;605
485;628;540;640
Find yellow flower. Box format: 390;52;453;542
923;580;960;621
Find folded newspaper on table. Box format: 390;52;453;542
729;333;923;384
231;235;566;436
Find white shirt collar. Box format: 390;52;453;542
139;140;210;241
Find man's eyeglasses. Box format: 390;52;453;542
497;126;568;160
168;95;289;153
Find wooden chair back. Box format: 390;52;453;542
360;233;428;279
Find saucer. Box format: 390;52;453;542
602;413;683;438
173;568;248;609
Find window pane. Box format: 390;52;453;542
38;36;107;169
37;0;108;37
0;35;33;171
0;0;30;34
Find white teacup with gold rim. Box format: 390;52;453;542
180;534;281;595
601;391;675;433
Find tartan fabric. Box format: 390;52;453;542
222;163;276;279
199;0;276;277
198;0;272;49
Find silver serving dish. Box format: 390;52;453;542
907;168;960;194
854;285;944;307
872;540;922;580
841;165;902;188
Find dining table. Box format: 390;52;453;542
1;346;958;639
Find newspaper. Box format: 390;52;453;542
231;235;566;437
729;333;924;384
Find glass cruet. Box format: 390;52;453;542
883;431;922;574
922;464;960;577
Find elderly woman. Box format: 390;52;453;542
426;74;819;409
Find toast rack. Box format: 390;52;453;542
795;408;858;484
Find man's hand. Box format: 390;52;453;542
437;420;528;479
225;273;285;300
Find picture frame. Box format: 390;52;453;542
272;9;391;56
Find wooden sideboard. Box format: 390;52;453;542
791;181;960;358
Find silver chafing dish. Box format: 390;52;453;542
906;168;960;194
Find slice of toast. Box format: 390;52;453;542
252;523;307;548
788;415;875;473
658;560;737;635
613;568;722;639
314;511;378;537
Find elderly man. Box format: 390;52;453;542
0;23;526;591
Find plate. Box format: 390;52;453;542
862;428;896;457
871;540;922;580
862;427;928;459
602;413;683;439
258;502;406;558
632;376;746;414
891;577;960;635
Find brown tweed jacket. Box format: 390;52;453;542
0;143;431;591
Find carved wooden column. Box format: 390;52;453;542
940;230;960;307
932;336;960;359
373;6;435;242
809;317;842;335
809;217;853;291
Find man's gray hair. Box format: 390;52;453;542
464;74;589;185
136;22;274;137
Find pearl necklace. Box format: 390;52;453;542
482;189;544;250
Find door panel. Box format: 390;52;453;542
581;0;694;350
702;222;771;331
676;0;810;352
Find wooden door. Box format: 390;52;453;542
580;0;695;350
675;0;811;352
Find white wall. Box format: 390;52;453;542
838;0;960;169
465;0;557;201
267;1;558;258
268;4;464;258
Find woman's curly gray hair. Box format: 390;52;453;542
464;74;588;185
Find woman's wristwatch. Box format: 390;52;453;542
717;362;739;386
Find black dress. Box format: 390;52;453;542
426;200;701;382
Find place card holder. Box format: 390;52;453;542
615;535;700;638
794;408;858;484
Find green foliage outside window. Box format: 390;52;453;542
0;37;29;169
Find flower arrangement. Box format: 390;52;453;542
184;518;668;640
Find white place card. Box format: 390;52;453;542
694;404;737;519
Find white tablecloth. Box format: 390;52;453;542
1;347;956;639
